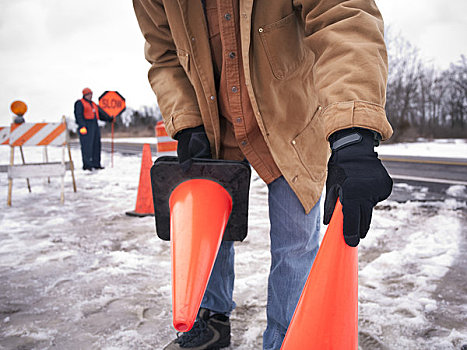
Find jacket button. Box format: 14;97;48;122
210;95;215;101
292;176;298;183
291;140;296;145
229;51;236;59
231;86;238;93
258;28;263;33
224;13;231;20
241;140;247;146
318;106;322;111
236;117;242;123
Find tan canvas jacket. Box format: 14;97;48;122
133;0;393;213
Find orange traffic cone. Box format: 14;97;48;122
281;200;358;350
126;143;155;217
169;179;233;332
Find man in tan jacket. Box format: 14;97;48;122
133;0;393;348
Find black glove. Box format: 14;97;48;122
174;125;212;172
324;128;392;247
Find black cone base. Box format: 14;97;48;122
150;156;251;241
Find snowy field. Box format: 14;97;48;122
0;140;466;349
378;138;467;159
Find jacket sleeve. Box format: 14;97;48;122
294;0;393;140
133;0;203;138
74;100;85;127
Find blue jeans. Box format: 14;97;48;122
201;176;321;349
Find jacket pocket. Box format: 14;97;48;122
291;107;330;182
259;12;308;80
177;48;190;73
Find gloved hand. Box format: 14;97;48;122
79;126;87;135
174;125;211;172
324;128;393;247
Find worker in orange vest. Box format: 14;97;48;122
74;87;114;170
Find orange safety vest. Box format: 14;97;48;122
81;98;99;120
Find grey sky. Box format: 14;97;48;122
376;0;467;67
0;0;466;124
0;1;152;125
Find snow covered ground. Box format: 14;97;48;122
378;138;467;159
0;140;466;349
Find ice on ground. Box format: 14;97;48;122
0;143;466;349
446;185;466;197
101;137;157;144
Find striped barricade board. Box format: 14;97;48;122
9;122;66;146
155;121;177;156
6;121;76;206
8;162;66;179
1;161;72;173
0;126;9;145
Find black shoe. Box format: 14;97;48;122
163;308;231;349
83;166;93;171
93;165;105;170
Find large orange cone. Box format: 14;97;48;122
169;179;233;332
126;143;155;217
281;200;358;350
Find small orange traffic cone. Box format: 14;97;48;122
281;200;358;350
169;179;233;332
126;143;155;217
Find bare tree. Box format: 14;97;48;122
385;28;467;140
385;28;423;140
443;56;467;131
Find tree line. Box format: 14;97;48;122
100;104;162;137
95;31;466;141
386;30;466;141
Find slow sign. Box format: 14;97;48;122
98;91;125;168
98;91;126;118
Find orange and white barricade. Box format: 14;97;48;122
0;126;9;145
7;117;76;206
0;127;10;174
155;121;177;156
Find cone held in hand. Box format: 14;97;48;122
170;179;232;332
281;200;358;350
126;143;155;217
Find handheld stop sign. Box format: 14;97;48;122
98;91;126;167
98;91;126;118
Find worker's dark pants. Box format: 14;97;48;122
79;120;102;169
